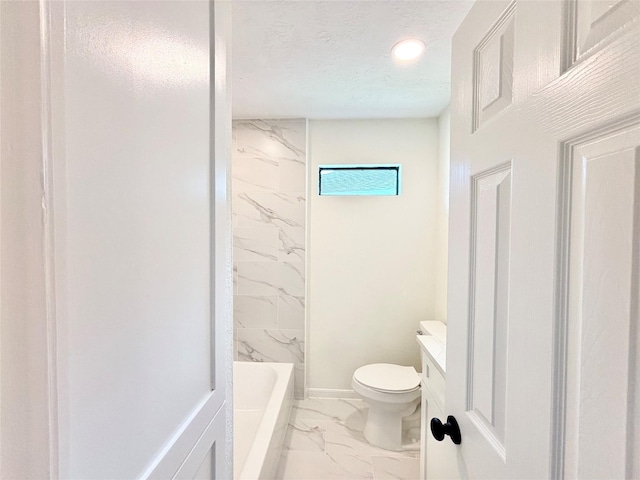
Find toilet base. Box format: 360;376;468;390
363;398;420;451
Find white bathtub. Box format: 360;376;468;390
233;362;294;480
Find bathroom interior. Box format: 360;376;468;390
3;0;638;478
230;2;470;478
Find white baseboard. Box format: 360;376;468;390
306;388;359;399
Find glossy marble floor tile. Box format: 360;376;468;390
293;398;366;424
325;422;418;460
276;398;420;480
278;451;374;479
284;417;329;452
371;456;420;480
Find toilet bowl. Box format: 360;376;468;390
352;363;421;451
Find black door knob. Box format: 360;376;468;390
430;415;462;445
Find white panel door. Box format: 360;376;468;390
43;1;232;478
446;1;639;478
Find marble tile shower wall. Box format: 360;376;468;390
232;119;307;398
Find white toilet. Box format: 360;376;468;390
352;363;421;451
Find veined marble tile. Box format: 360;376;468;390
237;192;305;229
237;262;304;296
280;261;305;296
277;451;373;480
325;422;419;459
279;156;306;193
371;456;420;480
232;156;279;193
276;398;423;480
284;417;328;453
293;398;366;426
237;328;304;364
294;363;305;399
273;119;306;156
232;123;238;154
235;120;305;160
278;294;305;330
234;295;277;329
278;227;305;262
233;263;237;294
236;262;280;296
232;193;238;228
233;227;278;262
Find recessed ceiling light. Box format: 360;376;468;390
391;39;426;62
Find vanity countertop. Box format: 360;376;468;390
416;321;446;375
419;321;447;343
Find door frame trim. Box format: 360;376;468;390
39;1;60;476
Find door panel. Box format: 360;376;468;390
472;2;516;131
448;1;640;478
173;412;227;480
45;1;232;478
2;1;232;477
449;4;561;478
468;165;511;454
561;119;639;480
569;0;640;66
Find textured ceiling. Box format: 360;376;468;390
231;0;474;119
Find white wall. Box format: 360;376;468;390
435;107;451;323
308;119;439;392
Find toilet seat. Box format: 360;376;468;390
353;363;420;394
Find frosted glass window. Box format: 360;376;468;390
318;165;401;196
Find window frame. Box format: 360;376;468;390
318;164;402;197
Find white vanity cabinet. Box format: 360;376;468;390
417;323;458;480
